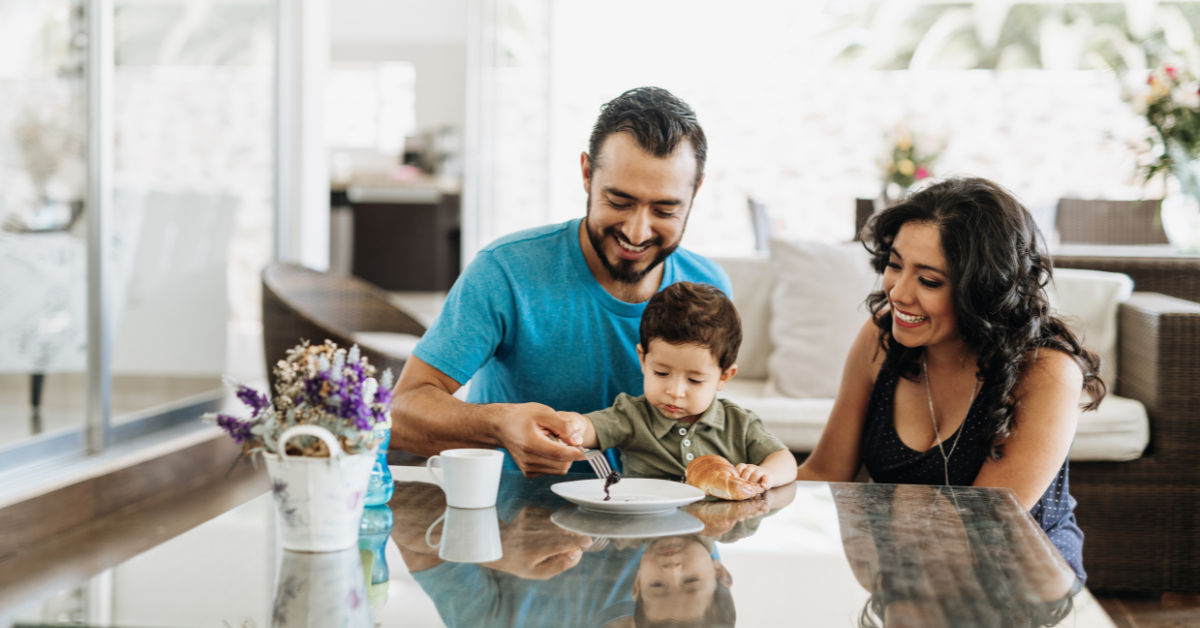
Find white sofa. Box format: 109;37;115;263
713;252;1151;462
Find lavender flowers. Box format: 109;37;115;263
204;340;394;457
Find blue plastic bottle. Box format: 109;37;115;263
365;419;394;506
358;504;394;611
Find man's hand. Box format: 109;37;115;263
494;403;586;477
485;506;593;579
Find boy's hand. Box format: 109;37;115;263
558;411;600;450
734;463;773;489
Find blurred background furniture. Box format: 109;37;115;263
345;186;460;291
1054;245;1200;305
747;197;770;252
261;262;427;391
1057;198;1169;245
854;198;877;241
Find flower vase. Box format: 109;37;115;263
1164;155;1200;255
264;425;377;552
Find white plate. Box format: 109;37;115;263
550;478;705;515
551;506;704;538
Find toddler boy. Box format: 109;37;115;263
574;282;797;490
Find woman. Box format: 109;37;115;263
797;177;1104;582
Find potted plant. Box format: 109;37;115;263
205;340;393;552
880;124;939;204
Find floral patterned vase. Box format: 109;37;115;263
264;425;377;552
271;547;372;628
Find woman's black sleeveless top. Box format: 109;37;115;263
860;367;1086;583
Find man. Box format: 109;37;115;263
391;86;733;476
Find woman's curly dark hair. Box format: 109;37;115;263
862;177;1106;460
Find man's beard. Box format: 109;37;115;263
584;194;683;285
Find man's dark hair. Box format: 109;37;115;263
640;282;740;371
587;87;707;187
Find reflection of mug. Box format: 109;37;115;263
425;507;504;563
426;448;504;509
271;548;373;628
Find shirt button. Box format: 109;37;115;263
683;439;691;446
678;428;687;435
686;453;694;461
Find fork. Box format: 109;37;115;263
556;437;613;479
580;447;613;479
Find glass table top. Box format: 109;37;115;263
7;467;1116;627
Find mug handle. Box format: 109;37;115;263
426;455;444;488
425;510;447;549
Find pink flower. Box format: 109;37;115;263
915;166;930;180
1166;65;1178;80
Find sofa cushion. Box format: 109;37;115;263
710;255;773;380
1046;268;1133;390
765;239;878;399
719;378;1148;462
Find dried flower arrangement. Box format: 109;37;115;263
204;340;393;458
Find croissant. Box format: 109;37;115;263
685;455;765;501
684;497;769;537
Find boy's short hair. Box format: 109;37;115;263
634;583;735;628
640;282;741;371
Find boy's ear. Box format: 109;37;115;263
631;574;641;600
715;364;738;391
713;559;733;588
636;343;646;365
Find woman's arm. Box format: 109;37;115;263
972;349;1082;509
796;317;885;482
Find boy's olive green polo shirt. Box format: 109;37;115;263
587;393;786;480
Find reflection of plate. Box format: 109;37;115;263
551;479;705;515
551;506;704;538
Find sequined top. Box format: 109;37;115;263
860;367;1086;582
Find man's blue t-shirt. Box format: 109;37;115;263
413;217;733;414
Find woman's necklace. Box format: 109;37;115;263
922;354;980;486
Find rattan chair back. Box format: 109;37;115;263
1056;198;1169;245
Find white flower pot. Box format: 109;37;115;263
264;425;377;552
270;548;373;628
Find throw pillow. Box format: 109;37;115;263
766;239;879;399
1046;268;1133;390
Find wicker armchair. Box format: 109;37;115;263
1059;257;1200;593
261;263;426;392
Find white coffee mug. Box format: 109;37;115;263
425;506;504;563
426;448;504;509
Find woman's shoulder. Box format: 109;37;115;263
833;315;889;396
1013;347;1084;399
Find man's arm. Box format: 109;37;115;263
391;355;587;476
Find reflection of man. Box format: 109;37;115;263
391;87;732;476
389;478;645;628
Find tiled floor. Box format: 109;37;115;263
1097;594;1200;628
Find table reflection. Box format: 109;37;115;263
386;472;794;628
833;483;1079;628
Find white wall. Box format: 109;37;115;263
330;0;467;133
